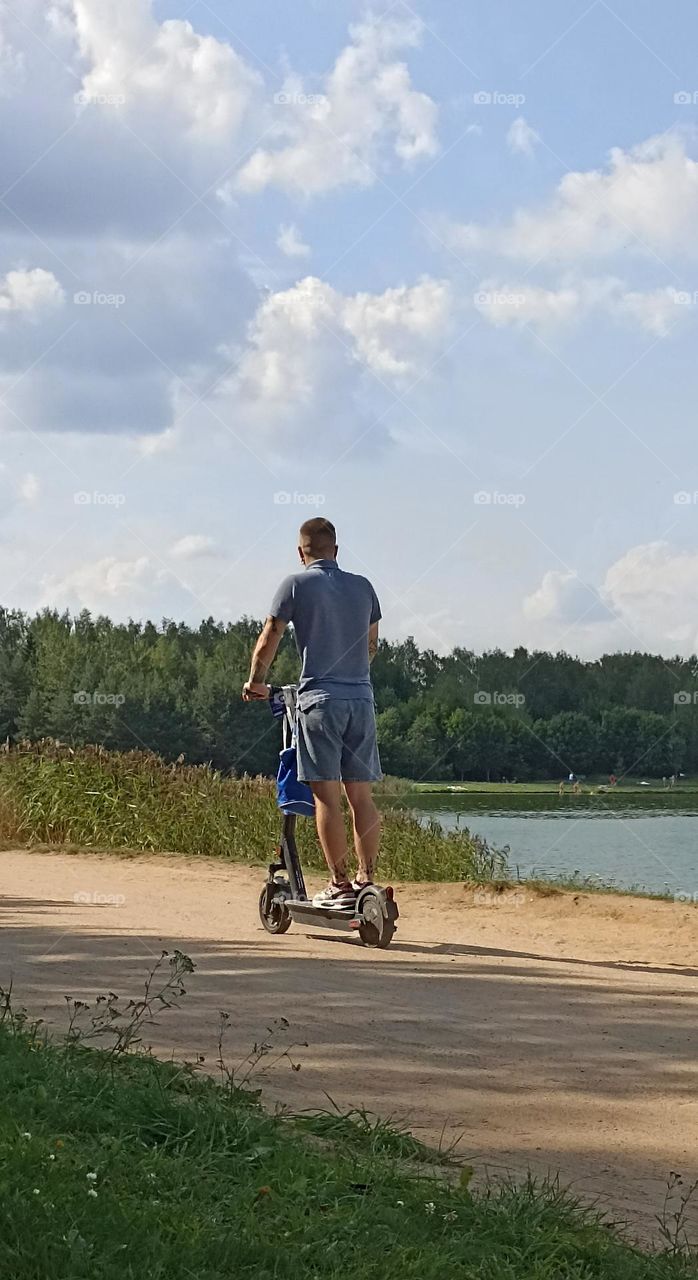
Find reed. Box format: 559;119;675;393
0;740;505;882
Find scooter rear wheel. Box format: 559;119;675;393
357;888;396;949
258;886;292;934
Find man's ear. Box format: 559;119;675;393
297;545;305;564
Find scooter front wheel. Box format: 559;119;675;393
258;886;292;934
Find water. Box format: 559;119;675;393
406;791;698;897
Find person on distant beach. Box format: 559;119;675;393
558;780;565;796
609;773;617;787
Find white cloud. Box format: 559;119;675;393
71;0;261;137
602;541;698;653
0;268;64;315
170;534;217;559
524;570;614;624
0;26;24;95
277;224;311;259
506;116;538;156
137;426;179;457
474;276;687;335
234;14;438;196
524;543;698;655
224;274;452;445
343;278;452;378
41;555;155;608
448;133;698;261
613;285;684;337
18;472;39;504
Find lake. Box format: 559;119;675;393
406;791;698;897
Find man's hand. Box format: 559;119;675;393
242;681;269;702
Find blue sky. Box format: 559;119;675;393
2;0;698;656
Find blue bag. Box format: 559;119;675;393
276;745;315;817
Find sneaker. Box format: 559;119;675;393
351;878;374;893
312;881;357;910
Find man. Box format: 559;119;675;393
242;518;382;908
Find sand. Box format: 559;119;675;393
1;847;697;1243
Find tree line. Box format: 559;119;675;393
1;607;697;781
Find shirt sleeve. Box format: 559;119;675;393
268;575;295;623
369;583;382;624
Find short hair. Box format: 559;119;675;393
299;517;337;558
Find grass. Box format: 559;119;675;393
409;779;698;794
1;986;696;1279
0;741;505;883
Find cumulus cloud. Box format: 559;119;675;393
506;116;538;156
222;274;452;447
277;224;311;259
41;554;155;606
602;542;698;653
0;268;64;315
233;14;438;196
18;472;40;504
524;570;615;625
71;0;261;138
0;25;24;95
170;534;217;559
0;4;442;450
474;277;686;335
524;543;698;655
448;133;698;262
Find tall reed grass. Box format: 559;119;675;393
0;740;505;882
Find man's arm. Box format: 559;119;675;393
368;620;379;664
242;616;288;700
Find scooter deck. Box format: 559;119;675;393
286;898;358;923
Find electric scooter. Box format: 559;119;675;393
258;685;399;949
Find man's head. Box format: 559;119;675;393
298;517;337;565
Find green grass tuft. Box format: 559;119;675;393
1;1014;696;1279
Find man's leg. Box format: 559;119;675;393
343;781;381;884
308;780;351;885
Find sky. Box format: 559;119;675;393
2;0;698;658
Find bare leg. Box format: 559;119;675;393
308;781;350;883
343;781;381;883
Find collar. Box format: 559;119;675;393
305;558;337;570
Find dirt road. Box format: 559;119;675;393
2;848;697;1241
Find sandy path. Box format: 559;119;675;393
1;847;697;1242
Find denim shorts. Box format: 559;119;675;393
296;696;382;783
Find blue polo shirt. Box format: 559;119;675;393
269;559;381;702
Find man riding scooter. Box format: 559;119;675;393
242;518;382;908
